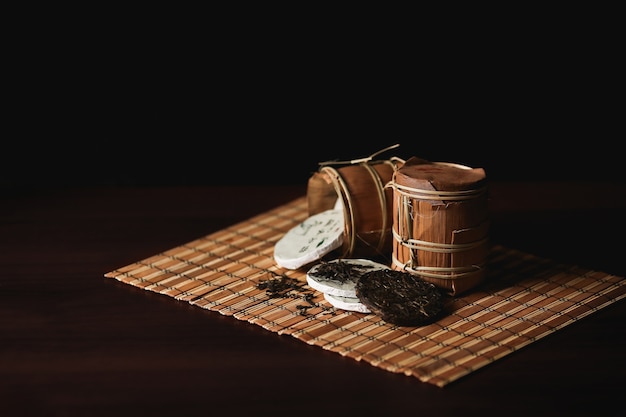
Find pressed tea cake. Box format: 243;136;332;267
355;268;446;326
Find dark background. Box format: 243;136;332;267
3;113;620;189
3;90;621;189
3;23;622;189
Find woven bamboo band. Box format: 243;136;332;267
318;143;401;167
389;181;488;201
392;228;488;253
391;255;484;280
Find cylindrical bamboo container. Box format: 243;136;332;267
307;157;404;259
389;157;489;295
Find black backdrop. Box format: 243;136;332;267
3;13;623;189
3;48;621;189
3;106;620;188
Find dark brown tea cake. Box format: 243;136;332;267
355;269;445;326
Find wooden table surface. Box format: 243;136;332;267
1;182;625;417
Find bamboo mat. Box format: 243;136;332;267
104;196;626;387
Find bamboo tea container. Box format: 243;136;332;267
389;157;489;295
307;151;404;259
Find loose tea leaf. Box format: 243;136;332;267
310;260;378;284
257;274;305;297
256;274;335;316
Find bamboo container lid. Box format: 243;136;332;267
389;156;489;295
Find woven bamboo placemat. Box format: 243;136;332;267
104;196;625;387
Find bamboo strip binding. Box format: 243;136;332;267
388;157;490;295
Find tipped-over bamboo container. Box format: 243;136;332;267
307;156;404;259
389;157;489;295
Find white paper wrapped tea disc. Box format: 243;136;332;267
274;209;344;269
306;258;389;297
324;293;371;313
